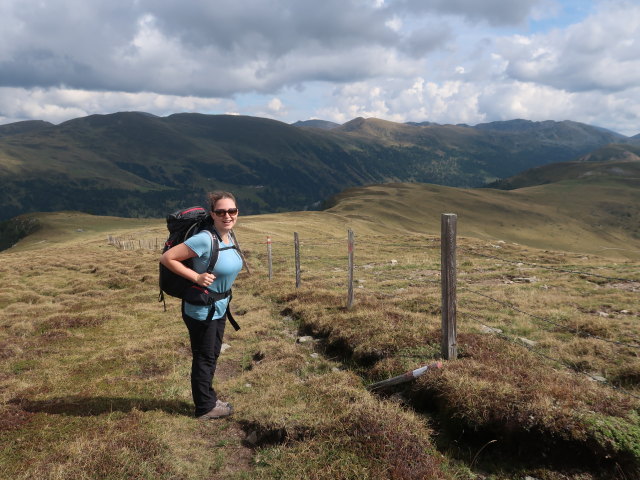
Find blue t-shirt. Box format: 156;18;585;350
183;231;243;321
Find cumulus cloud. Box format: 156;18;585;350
497;1;640;92
389;0;548;26
316;77;486;126
0;0;638;136
0;87;229;125
0;0;408;97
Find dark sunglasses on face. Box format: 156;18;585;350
213;208;239;217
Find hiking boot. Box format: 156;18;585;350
198;399;234;419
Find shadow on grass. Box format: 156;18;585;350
11;396;192;417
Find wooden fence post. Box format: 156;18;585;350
294;232;301;288
441;213;458;360
347;228;355;309
267;236;273;280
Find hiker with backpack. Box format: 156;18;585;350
160;191;243;419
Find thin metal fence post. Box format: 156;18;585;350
294;232;301;288
267;236;273;280
347;228;355;309
441;213;458;360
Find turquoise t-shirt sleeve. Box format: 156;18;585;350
183;231;212;273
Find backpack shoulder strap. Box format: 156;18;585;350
202;230;220;274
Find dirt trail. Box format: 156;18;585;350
185;289;298;478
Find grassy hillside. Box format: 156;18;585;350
0;120;54;137
578;143;640;163
488;145;640;190
1;181;639;479
326;180;640;259
0;112;626;221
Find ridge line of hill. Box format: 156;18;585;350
0;112;637;221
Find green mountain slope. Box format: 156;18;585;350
0;120;54;137
327;178;640;259
487;144;640;190
0;112;628;220
292;119;340;130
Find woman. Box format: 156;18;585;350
160;191;243;419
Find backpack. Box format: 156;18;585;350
158;206;240;330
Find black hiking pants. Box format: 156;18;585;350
182;307;227;417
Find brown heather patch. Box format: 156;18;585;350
231;355;457;479
281;287;439;364
39;329;73;340
46;313;111;329
418;334;636;432
0;404;35;431
0;341;23;360
134;360;172;379
333;406;445;480
3;410;172;480
252;397;450;480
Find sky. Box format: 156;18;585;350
0;0;639;136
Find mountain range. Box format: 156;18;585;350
0;112;638;221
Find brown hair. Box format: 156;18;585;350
207;191;237;211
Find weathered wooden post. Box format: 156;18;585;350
267;236;273;280
441;213;458;360
294;232;301;288
367;362;443;391
347;228;355;309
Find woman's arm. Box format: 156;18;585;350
160;243;215;287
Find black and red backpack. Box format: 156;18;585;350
158;206;218;301
158;206;242;330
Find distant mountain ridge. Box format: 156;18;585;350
0;120;54;137
0;112;633;220
488;143;640;190
292;119;340;130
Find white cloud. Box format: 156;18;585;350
0;87;229;125
267;97;285;113
316;78;485;126
497;1;640;92
0;0;638;136
477;82;575;120
390;0;547;26
385;16;403;32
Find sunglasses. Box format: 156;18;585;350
213;208;239;217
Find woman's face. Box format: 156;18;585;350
211;197;238;234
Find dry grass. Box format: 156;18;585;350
234;211;640;477
0;233;252;479
227;341;453;479
0;214;463;479
1;195;639;479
